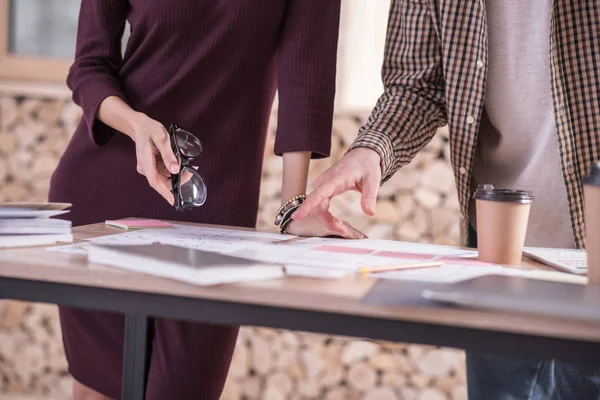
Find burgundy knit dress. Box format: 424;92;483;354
48;1;340;398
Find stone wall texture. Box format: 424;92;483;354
0;89;464;400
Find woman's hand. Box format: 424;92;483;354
131;115;180;205
95;97;180;205
284;201;365;239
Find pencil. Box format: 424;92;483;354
359;261;443;275
270;237;309;245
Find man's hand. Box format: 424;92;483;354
293;148;382;221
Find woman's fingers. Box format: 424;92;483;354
307;201;366;239
342;221;367;239
136;141;175;205
144;169;175;205
151;126;180;174
156;158;173;178
313;204;349;238
144;160;175;205
152;174;175;205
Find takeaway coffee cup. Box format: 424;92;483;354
474;185;533;265
584;162;600;284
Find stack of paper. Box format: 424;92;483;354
87;243;285;286
50;224;493;282
50;224;585;285
0;202;73;248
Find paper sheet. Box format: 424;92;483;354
233;235;481;271
0;209;70;218
289;237;477;256
105;219;174;229
499;268;587;284
373;264;506;283
48;225;500;281
86;224;294;253
47;242;89;255
47;225;257;254
284;265;350;279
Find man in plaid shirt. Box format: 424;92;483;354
294;1;600;398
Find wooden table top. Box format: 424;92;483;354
0;222;596;343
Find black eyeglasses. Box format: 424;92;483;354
168;123;207;211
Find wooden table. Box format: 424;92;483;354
0;222;598;400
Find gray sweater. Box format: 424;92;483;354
471;0;575;248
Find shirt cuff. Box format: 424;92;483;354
346;130;397;184
274;133;331;159
79;78;128;147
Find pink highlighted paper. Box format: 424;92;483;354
105;219;173;230
314;245;374;255
312;247;492;266
375;251;432;261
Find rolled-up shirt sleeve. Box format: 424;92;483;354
347;0;447;183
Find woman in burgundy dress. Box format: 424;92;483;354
49;1;360;399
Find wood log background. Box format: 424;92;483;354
0;89;466;399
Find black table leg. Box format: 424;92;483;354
121;314;152;400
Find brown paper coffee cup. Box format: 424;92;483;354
474;185;533;265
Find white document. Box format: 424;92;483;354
373;264;506;283
0;209;70;219
498;268;587;284
284;265;350;279
263;236;480;271
87;224;293;254
0;233;73;248
47;242;90;255
291;237;476;256
49;224;507;281
374;263;588;284
50;225;292;255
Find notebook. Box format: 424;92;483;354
0;202;72;247
522;247;586;275
105;219;173;230
0;209;70;219
0;202;71;210
0;234;73;248
87;243;285;286
0;218;72;235
421;275;600;322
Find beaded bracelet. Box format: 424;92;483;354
274;194;307;226
278;204;300;233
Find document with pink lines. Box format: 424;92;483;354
274;238;509;283
264;237;506;282
49;224;506;282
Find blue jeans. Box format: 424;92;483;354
466;224;600;399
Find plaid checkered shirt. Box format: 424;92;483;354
348;0;600;248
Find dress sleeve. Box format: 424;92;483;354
274;0;342;159
66;0;130;147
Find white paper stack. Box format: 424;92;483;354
0;202;73;248
87;243;285;286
